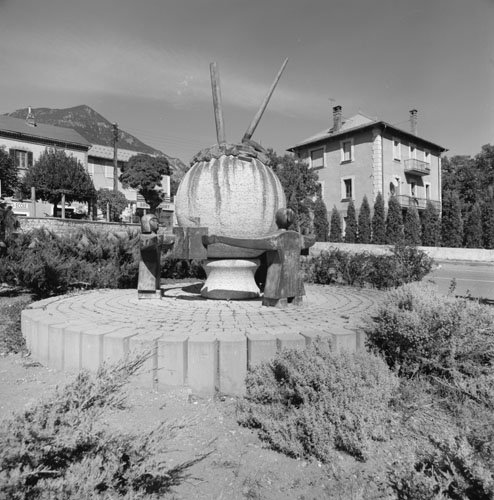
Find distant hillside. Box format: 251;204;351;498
5;105;188;175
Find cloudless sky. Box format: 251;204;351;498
0;0;492;163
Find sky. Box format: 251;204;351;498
0;0;493;164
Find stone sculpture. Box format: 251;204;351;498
203;208;315;307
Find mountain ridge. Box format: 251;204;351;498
5;105;188;175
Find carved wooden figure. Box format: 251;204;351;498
203;208;315;307
138;214;173;298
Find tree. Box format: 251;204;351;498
357;195;371;244
441;191;463;248
371;193;386;244
421;201;441;247
119;154;171;213
97;188;129;222
404;204;421;246
463;203;483;248
329;206;342;242
481;196;494;249
0;146;19;197
313;197;329;241
267;149;319;232
344;199;357;243
385;196;404;244
21;148;95;216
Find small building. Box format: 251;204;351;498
0;109;91;217
288;106;447;227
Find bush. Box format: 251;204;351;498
364;282;494;381
0;353;210;499
388;436;494;500
302;245;433;290
237;339;398;462
0;228;140;297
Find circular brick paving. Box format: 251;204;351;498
21;283;384;395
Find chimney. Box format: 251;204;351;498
26;106;36;127
333;105;342;132
409;109;418;135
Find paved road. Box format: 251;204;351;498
426;261;494;300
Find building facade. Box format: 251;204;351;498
289;106;447;226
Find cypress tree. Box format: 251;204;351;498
441;191;463;248
329;206;342;242
385;196;404;244
313;197;330;242
481;197;494;249
371;192;386;244
358;195;372;244
344;199;357;243
404;204;422;246
421;201;441;247
463;203;483;248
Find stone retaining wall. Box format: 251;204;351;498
311;242;494;263
17;217;140;236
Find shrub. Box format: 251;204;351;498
388;436;494;500
313;197;329;242
441;191;463;248
404;204;422;246
302;245;432;290
0;353;210;499
365;282;494;381
329;206;342;242
0;228;140;297
344;199;357;243
357;195;372;244
372;192;386;244
386;196;404;244
421;201;441;247
237;339;399;462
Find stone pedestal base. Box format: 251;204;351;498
201;259;260;300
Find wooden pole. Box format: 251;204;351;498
242;58;288;143
210;62;226;145
113;123;119;192
31;187;36;217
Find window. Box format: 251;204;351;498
390;176;401;196
105;165;114;178
340;139;353;163
393;139;401;161
310;148;324;169
341;177;354;200
425;183;431;199
410;182;416;197
424;150;431;164
409;144;416;159
9;149;33;170
87;163;95;177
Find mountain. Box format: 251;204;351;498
5;105;188;175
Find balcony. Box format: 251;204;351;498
395;195;440;211
404;158;430;176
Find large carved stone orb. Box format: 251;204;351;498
175;143;286;258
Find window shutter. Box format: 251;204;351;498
28;152;33;167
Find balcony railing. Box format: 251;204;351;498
395;195;440;211
404;158;430;176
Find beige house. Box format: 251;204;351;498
289;106;447;224
0;109;91;216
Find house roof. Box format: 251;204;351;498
88;144;140;162
0;114;91;148
288;113;447;152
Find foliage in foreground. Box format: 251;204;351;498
237;339;398;462
365;282;494;499
0;353;211;500
303;244;433;289
0;294;33;354
0;227;140;297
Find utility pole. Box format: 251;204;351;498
112;123;119;192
